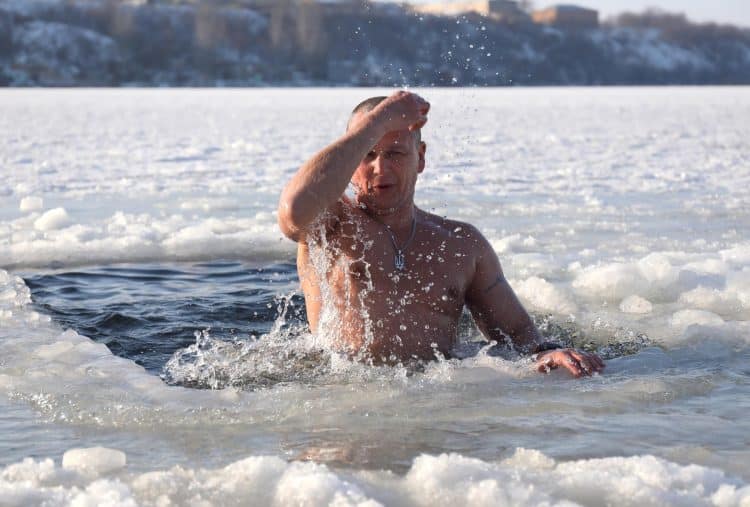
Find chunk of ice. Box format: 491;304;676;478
670;309;724;333
62;447;126;476
19;196;44;212
33;207;71;231
620;295;653;314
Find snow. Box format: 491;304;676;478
0;87;749;504
0;449;747;507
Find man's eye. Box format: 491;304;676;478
365;151;377;160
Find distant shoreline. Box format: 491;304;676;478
3;3;749;87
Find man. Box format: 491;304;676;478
278;91;603;377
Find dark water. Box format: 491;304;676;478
24;261;305;374
23;261;637;391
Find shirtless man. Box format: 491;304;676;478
278;91;604;377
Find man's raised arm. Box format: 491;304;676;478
277;91;429;241
465;229;605;377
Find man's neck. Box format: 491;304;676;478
367;203;418;233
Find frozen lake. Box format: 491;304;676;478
1;87;749;505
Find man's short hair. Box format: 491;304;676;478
348;96;422;144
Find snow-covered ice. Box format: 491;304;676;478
1;87;749;505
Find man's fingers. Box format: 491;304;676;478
418;100;430;115
409;117;428;131
562;354;584;377
592;353;605;370
379;91;431;132
576;353;600;375
535;349;605;378
535;352;556;372
537;357;557;373
410;96;429;125
571;351;603;375
585;351;605;372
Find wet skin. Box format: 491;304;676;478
298;204;486;362
279;91;604;375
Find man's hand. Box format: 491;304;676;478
535;348;605;378
361;91;430;133
279;89;429;242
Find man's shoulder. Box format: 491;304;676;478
419;211;487;243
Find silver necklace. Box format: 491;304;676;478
383;216;417;271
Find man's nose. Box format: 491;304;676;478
371;153;391;174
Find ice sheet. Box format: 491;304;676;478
1;88;749;504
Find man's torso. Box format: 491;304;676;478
297;203;482;363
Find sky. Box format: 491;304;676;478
391;0;750;27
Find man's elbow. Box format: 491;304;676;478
277;200;305;242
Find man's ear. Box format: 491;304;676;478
417;141;426;174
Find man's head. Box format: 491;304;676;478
347;96;427;216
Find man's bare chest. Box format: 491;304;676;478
325;224;475;315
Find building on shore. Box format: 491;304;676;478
136;0;365;54
411;1;531;24
531;4;599;29
173;0;367;60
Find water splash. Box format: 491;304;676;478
161;291;331;390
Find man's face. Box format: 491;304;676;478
349;116;426;215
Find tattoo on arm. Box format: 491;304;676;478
484;274;503;294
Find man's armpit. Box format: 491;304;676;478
309;200;371;249
303;201;346;246
483;274;504;294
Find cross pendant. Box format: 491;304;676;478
394;251;405;271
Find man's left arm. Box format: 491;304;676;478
464;229;604;377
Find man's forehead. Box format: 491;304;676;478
375;129;414;148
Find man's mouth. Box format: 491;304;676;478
371;183;394;191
